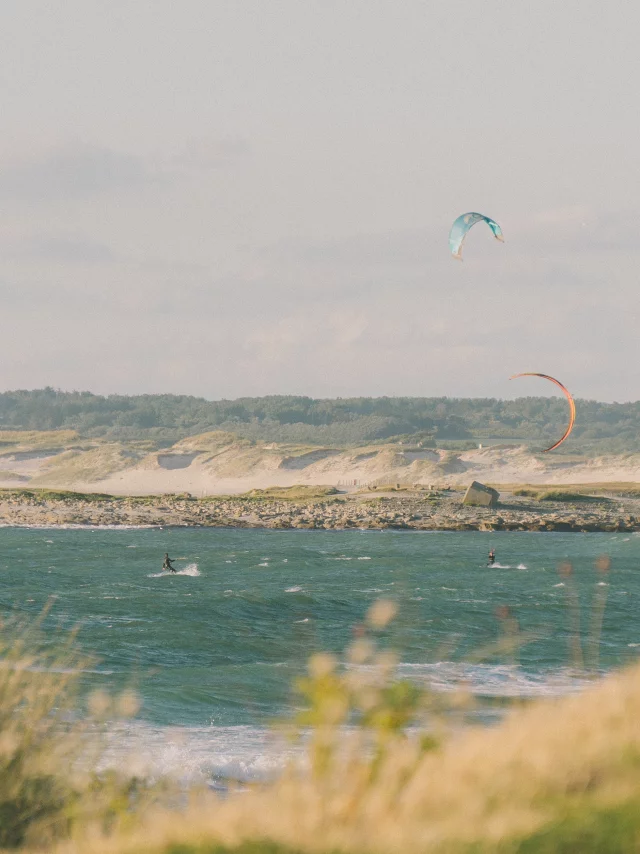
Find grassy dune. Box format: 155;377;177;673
0;429;79;450
0;602;638;854
30;445;139;486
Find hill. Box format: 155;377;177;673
0;388;639;454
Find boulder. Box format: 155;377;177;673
462;481;500;508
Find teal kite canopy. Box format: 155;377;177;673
449;212;504;260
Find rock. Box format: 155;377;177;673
462;481;500;508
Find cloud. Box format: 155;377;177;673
0;144;155;201
173;137;251;174
0;136;253;207
7;234;117;263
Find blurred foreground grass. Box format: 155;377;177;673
7;596;640;853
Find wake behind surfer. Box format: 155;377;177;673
162;553;177;573
488;548;496;566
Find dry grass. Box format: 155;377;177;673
0;430;79;450
31;446;137;486
51;605;640;854
5;596;640;853
68;663;640;854
0;609;179;851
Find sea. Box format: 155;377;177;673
1;527;638;789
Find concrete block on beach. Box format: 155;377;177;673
462;481;500;508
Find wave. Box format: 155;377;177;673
98;722;296;788
148;562;200;578
491;563;527;570
396;662;593;699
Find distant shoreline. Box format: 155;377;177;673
1;487;639;533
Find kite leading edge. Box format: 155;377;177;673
509;372;576;453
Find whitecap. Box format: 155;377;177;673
396;662;593;700
177;563;200;577
285;586;302;593
148;563;200;578
98;722;298;788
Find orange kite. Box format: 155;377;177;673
509;373;576;452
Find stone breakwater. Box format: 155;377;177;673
1;490;640;532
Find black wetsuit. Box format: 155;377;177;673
162;556;177;573
488;551;496;565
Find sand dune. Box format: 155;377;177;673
1;431;638;495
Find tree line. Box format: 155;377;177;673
0;388;637;453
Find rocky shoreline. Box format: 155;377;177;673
1;488;639;532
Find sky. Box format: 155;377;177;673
1;0;639;402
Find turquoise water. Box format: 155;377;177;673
1;528;639;784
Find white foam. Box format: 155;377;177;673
98;722;298;787
177;563;200;576
396;662;593;699
148;562;200;578
285;586;302;593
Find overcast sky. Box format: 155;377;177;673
1;1;638;402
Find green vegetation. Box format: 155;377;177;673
242;485;339;500
3;488;116;502
536;490;610;503
510;483;640;501
1;388;640;454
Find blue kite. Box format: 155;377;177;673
449;212;504;260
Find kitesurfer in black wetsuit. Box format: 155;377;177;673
488;548;496;566
162;553;177;573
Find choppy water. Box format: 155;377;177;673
1;528;638;786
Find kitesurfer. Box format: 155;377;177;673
162;553;177;573
488;548;496;566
